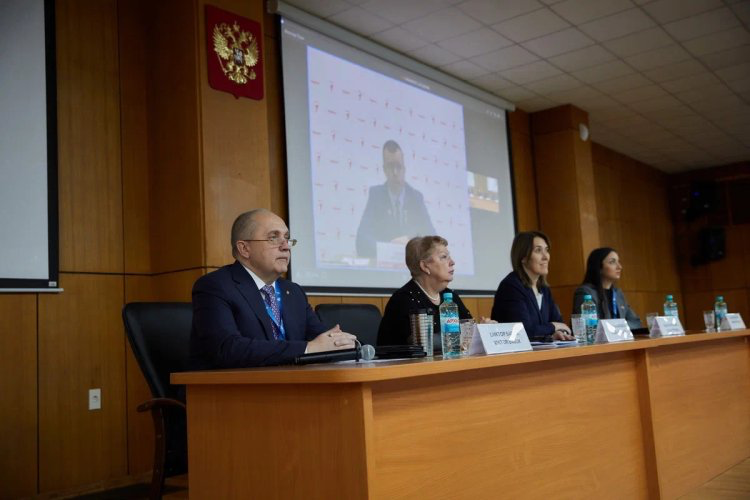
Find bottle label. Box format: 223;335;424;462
442;315;460;333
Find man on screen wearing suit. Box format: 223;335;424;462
190;209;356;369
356;140;436;258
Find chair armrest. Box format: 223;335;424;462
137;397;186;412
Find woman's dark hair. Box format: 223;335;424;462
510;231;550;288
583;247;617;306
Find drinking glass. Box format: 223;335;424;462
571;314;586;344
703;310;715;332
646;312;658;330
459;319;475;356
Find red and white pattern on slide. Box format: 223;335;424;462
307;47;474;272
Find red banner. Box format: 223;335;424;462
205;5;264;100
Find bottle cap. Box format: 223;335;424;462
584;294;592;300
717;296;724;301
666;295;673;300
442;292;453;301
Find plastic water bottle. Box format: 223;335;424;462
663;295;679;318
439;292;460;358
714;296;728;331
581;294;598;344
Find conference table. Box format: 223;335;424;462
173;330;750;499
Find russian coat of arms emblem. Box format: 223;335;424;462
212;21;259;85
205;5;264;99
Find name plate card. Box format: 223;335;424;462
720;313;746;331
469;323;532;355
650;316;685;338
595;318;634;343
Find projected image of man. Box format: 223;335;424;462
356;140;435;259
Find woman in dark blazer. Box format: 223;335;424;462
378;235;472;347
572;247;642;330
491;231;573;342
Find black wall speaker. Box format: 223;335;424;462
686;181;719;222
691;226;726;266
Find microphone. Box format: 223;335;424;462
294;343;376;365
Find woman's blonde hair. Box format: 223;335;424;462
405;235;448;278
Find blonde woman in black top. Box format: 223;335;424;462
377;235;473;347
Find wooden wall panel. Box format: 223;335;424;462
551;285;577;323
198;0;272;268
742;224;750;288
460;297;479;319
530;104;588;135
38;274;127;492
0;295;37;498
56;0;123;273
308;295;342;310
147;1;204;273
574;136;599;259
508;110;539;231
152;269;205;303
119;0;151;274
534;131;586;286
591;143;681;327
475;297;493;319
532;105;599;288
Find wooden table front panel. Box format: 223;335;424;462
646;337;750;499
186;384;373;499
370;351;651;499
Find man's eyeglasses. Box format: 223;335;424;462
239;236;298;247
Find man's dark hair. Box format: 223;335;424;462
383;139;402;155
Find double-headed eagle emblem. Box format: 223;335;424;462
212;21;258;85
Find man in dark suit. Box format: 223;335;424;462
190;209;356;369
356;140;436;258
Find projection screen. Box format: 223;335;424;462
278;6;516;294
0;0;59;292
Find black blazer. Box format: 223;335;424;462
189;261;326;369
490;271;563;341
355;183;436;258
378;280;472;346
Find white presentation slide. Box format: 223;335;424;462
306;48;474;274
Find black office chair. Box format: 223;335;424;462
315;303;382;346
122;302;191;500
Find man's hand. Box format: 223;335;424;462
307;324;358;353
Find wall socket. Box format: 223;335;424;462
88;388;101;410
